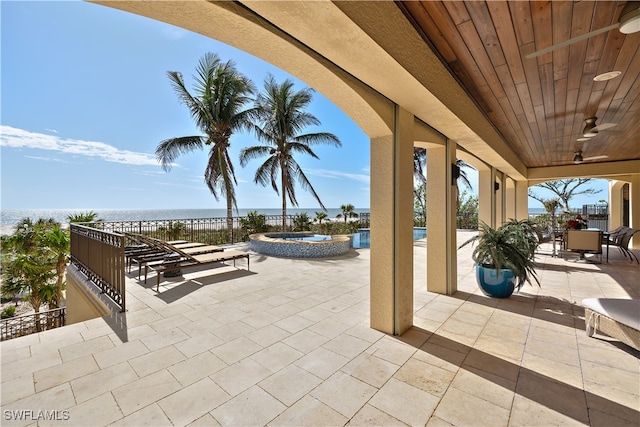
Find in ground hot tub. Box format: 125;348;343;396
249;232;351;258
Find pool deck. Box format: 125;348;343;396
1;231;639;426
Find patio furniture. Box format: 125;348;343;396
563;229;603;263
609;228;639;264
582;298;640;351
125;234;223;276
145;249;250;291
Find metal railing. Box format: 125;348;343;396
70;224;126;311
83;215;298;246
1;307;66;341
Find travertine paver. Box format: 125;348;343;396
1;235;639;426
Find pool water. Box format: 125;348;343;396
353;228;426;249
283;235;332;242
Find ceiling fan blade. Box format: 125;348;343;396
525;23;619;59
583;155;609;161
593;123;617;131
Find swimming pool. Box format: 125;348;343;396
352;227;426;249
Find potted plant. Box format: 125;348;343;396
460;219;540;298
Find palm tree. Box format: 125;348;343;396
455;159;474;209
68;211;101;224
240;75;341;230
314;211;328;224
156;52;256;242
337;203;358;223
456;159;473;191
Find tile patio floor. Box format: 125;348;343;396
1;231;639;426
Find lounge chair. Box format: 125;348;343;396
582;298;640;351
144;248;250;291
126;234;223;276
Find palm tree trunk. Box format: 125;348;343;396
281;172;287;231
226;197;233;243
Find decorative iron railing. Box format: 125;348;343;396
0;307;66;341
359;213;370;228
70;224;126;311
81;215;298;246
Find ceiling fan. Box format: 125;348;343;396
582;117;617;137
573;151;608;164
526;2;640;59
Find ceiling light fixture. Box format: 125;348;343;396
583;117;598;137
573;152;584;164
619;2;640;34
594;71;622;81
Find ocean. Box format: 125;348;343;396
1;207;548;236
0;208;361;236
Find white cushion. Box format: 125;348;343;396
582;298;640;331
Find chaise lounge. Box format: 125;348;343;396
582;298;640;351
143;242;250;291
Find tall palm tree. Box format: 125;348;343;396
156;52;256;241
455;159;474;207
240;75;341;230
337;203;358;223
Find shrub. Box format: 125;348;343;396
1;305;16;319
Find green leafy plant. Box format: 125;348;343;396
293;213;312;231
1;305;16;319
460;219;540;291
240;211;269;235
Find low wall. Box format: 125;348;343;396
249;232;351;258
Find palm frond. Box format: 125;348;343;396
156;136;204;171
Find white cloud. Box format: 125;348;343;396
0;126;159;166
44;128;59;134
24;155;73;163
306;168;370;183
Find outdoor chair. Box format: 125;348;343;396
610;228;639;264
125;233;223;276
563;229;603;263
144;246;250;291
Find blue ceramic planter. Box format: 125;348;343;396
475;265;516;298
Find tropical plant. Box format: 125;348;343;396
314;211;328;224
41;224;70;308
239;74;341;230
240;211;269;234
414;147;426;184
293;213;313;231
1;305;16;319
414;183;426;227
337;203;358;223
156;52;256;242
459;219;540;292
67;211;101;223
1;218;71;312
456;190;478;230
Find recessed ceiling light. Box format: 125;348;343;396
594;71;622;81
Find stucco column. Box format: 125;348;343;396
369;106;414;335
515;180;529;221
478;168;494;227
609;181;625;230
630;175;640;249
426;139;457;295
505;178;515;221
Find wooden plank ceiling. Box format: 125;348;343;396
397;1;640;168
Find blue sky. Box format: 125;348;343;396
1;1;606;212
